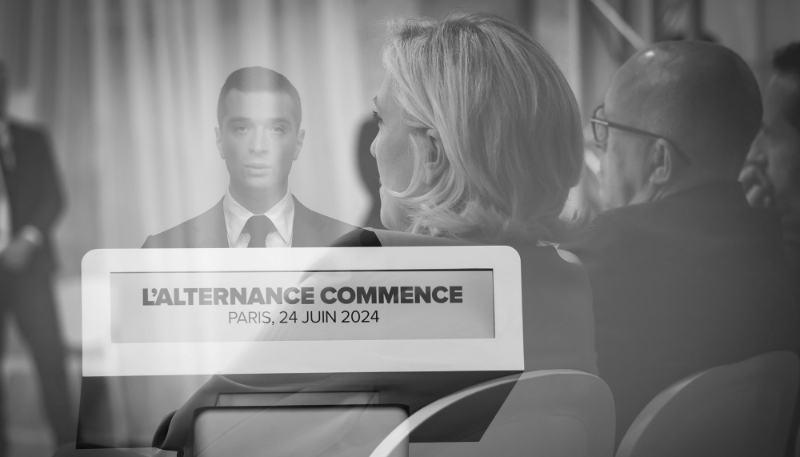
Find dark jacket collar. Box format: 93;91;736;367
659;181;749;206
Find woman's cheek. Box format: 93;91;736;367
379;188;407;231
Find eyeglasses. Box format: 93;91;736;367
590;105;692;164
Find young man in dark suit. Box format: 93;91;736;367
143;67;355;249
105;67;358;451
0;60;74;454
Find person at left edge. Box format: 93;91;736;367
0;60;74;454
143;67;356;249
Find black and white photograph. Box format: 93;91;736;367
0;0;798;456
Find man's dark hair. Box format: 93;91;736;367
217;67;302;130
773;42;800;131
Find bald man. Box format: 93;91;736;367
563;41;800;446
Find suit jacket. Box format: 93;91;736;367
562;182;800;446
142;196;357;248
1;121;64;275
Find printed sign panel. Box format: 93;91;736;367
111;270;494;343
82;247;522;377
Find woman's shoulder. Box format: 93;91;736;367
517;244;591;291
332;228;468;247
331;231;590;297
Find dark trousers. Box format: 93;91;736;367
0;268;74;454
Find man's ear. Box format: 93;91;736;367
294;129;305;161
215;127;224;159
423;129;446;186
648;138;673;185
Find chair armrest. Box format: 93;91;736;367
152;410;177;449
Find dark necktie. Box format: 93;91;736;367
242;215;275;248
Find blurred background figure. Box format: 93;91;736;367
562;41;800;448
740;41;800;285
142;66;356;249
0;60;74;455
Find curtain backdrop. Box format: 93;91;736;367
0;0;375;278
0;0;393;446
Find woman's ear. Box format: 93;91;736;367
424;128;446;186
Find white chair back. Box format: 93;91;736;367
371;370;615;457
616;351;800;457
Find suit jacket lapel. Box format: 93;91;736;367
190;198;228;248
291;196;326;247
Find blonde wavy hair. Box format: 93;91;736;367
381;12;583;244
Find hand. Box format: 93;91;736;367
739;163;774;208
0;235;36;271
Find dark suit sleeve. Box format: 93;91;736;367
142;230;185;249
330;228;382;247
27;129;65;235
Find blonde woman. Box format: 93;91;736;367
339;12;597;375
152;13;597;452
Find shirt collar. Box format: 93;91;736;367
223;189;295;246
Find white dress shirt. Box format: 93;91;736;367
223;189;295;248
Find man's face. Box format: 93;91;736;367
216;90;304;196
747;74;800;211
596;89;654;210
